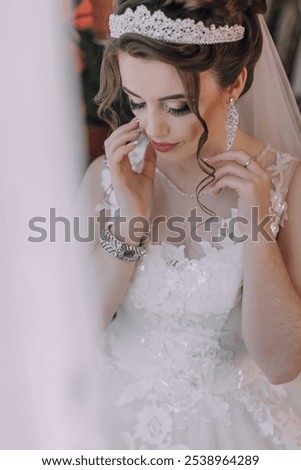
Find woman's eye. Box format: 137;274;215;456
128;98;191;117
167;104;191;117
128;99;145;111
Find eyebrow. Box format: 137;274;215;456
122;87;186;101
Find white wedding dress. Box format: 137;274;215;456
87;145;301;450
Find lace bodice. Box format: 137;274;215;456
97;148;298;336
95;149;301;450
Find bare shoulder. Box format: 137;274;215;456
278;160;301;294
76;155;106;215
286;159;301;193
81;154;106;188
281;159;301;212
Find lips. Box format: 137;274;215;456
151;141;179;153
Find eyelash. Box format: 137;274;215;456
128;99;191;117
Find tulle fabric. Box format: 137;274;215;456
238;17;301;158
0;0;105;449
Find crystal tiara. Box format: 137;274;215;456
109;5;245;45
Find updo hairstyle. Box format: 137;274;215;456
96;0;267;213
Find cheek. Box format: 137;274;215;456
183;119;205;143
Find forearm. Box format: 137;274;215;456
242;237;301;384
88;244;137;329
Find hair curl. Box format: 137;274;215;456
96;0;267;215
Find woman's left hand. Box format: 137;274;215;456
205;150;272;237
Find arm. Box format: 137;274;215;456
241;160;301;384
76;156;136;329
208;153;301;385
78;120;156;329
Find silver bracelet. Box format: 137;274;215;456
100;225;148;262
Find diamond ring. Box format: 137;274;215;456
244;158;256;169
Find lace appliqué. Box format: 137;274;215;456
264;151;296;237
234;377;301;448
97;154;301;450
95;165;118;215
123;240;243;318
95;152;295;238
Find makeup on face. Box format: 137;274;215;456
119;53;226;161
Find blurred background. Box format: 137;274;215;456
72;0;301;167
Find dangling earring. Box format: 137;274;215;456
225;97;239;151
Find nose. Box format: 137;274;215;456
143;109;169;139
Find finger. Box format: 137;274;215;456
105;118;140;148
212;175;250;195
141;143;157;179
110;142;138;166
214;163;257;182
106;128;142;155
205;151;263;176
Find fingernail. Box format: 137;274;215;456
130;117;139;123
127;140;138;146
211;188;222;195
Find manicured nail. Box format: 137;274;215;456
127;140;138;146
211;188;222;195
131;128;143;134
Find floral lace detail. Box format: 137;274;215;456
95;166;118;214
260;150;297;237
96;150;298;237
233;377;301;448
123;240;243;318
97;152;301;450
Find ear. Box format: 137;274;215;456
227;68;248;101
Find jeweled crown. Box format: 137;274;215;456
109;5;245;45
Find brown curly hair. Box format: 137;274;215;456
95;0;267;215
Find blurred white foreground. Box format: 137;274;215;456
0;0;104;449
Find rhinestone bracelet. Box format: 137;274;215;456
100;225;148;262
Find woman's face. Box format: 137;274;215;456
118;52;228;162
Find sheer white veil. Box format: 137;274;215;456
133;16;301;163
0;0;104;449
237;16;301;158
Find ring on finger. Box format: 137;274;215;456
244;157;256;169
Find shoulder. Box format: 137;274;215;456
81;155;106;187
76;155;107;216
277;160;301;294
283;159;301;206
81;154;106;194
259;147;300;193
258;146;299;169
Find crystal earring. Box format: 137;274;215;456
225;97;239;150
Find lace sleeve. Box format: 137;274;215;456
263;151;300;237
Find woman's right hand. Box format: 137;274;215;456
104;118;157;224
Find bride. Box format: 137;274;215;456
79;0;301;449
